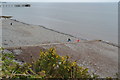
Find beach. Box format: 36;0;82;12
2;19;77;47
1;19;118;78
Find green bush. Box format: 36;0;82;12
0;47;99;79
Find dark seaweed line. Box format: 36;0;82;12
11;19;79;39
39;25;77;38
101;40;119;48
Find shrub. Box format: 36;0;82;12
1;47;99;79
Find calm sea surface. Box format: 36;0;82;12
2;2;118;44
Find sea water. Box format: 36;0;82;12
2;2;118;44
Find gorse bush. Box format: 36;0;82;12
0;47;99;79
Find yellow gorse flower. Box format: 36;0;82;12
56;55;59;58
61;57;65;61
53;64;55;67
52;49;56;54
72;62;77;66
42;70;45;73
52;53;54;55
64;66;67;69
38;70;46;77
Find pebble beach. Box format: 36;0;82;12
1;19;118;78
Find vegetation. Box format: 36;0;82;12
0;47;100;79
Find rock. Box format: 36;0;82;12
13;49;22;55
10;40;13;42
97;67;100;69
2;49;12;54
13;60;24;65
3;43;8;45
94;63;97;66
83;61;85;64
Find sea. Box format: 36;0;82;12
2;2;118;44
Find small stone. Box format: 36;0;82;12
3;43;8;45
10;40;13;42
22;61;24;63
83;61;85;64
58;62;61;64
97;67;100;69
15;59;18;60
13;49;22;55
57;65;59;68
94;63;97;66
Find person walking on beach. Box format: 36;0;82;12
67;38;71;42
76;39;80;42
10;23;12;25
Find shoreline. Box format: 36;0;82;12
11;19;79;39
2;19;77;47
